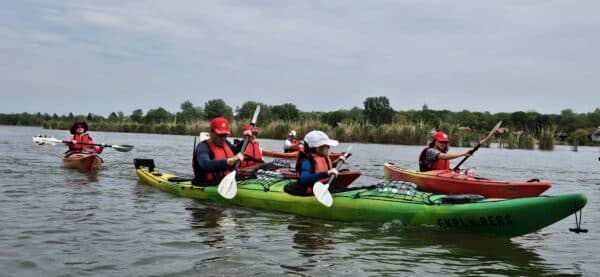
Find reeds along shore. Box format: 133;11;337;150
41;119;571;150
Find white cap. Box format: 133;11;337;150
304;130;338;148
288;130;296;136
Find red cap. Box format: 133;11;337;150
210;117;230;135
433;131;449;142
242;123;258;133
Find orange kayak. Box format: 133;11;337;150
262;149;346;160
383;163;551;198
62;152;102;172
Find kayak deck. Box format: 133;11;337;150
384;163;551;198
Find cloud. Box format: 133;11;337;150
0;1;599;115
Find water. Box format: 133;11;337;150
1;126;598;276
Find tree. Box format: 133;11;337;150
176;100;204;123
144;107;172;123
108;112;119;122
204;99;233;120
271;103;300;121
363;96;394;125
235;101;271;123
130;109;144;122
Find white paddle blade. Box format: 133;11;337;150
313;182;333;207
111;144;134;152
32;135;60;146
217;171;237;199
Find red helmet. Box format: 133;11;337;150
210;117;230;135
433;131;449;142
242;123;258;133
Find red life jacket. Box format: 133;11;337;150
294;153;332;193
68;134;103;154
418;147;449;171
241;140;263;168
192;140;235;184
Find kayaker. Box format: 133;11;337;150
283;130;303;153
66;121;104;155
419;131;473;172
286;130;345;195
239;123;264;168
192;117;249;186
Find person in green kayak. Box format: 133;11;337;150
66;121;104;155
285;130;346;195
192;117;250;186
419;131;473;172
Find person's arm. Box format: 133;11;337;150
297;159;329;186
438;150;472;160
87;137;104;154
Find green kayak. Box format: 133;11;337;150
134;159;586;238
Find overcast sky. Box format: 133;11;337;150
1;0;598;116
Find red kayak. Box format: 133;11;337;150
383;163;551;198
62;152;103;172
262;149;346;160
238;164;361;189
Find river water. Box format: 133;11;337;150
1;126;598;276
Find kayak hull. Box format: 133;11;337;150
62;153;102;171
384;163;551;198
135;163;585;238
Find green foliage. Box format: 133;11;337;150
567;129;590;146
235;101;271;124
271;103;300;121
144;107;172;124
176;100;204;123
518;133;535;150
363;96;394;125
204;99;233;120
130;109;144;123
537;127;555;150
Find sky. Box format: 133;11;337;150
1;0;599;116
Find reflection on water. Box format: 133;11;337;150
1;126;597;276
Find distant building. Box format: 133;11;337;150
592;127;600;142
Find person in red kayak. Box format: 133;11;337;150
192;117;249;186
239;123;264;168
66;121;104;155
283;130;303;153
418;131;473;172
285;130;345;195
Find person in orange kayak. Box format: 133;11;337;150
66;121;104;155
192;117;249;186
285;130;345;195
283;130;303;153
239;123;264;168
418;131;473;172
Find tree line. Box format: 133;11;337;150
2;97;599;146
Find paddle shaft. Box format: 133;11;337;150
453;121;502;171
62;140;110;148
232;131;252;170
324;154;348;185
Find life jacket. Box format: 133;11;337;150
67;133;103;154
192;140;235;184
285;138;303;153
295;152;332;193
418;147;449;172
241;140;263;168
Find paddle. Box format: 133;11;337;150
313;146;352;207
33;135;134;152
217;105;261;199
453;121;502;171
